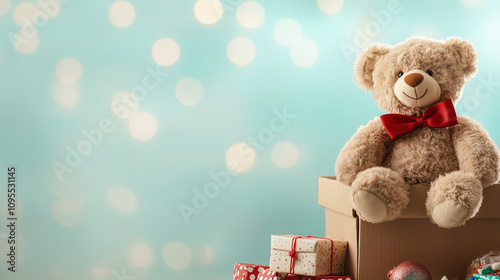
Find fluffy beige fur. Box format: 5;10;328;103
335;37;500;228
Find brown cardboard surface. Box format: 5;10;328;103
358;218;500;279
325;209;358;279
318;177;355;218
319;176;500;280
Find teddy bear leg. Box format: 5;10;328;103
426;171;483;228
351;167;410;223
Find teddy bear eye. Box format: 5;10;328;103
426;70;433;76
398;72;404;78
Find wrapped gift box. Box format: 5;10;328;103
234;263;269;280
318;176;500;280
300;276;352;280
258;269;300;280
270;234;347;276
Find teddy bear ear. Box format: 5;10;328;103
444;37;478;80
353;43;391;91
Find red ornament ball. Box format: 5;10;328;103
388;261;432;280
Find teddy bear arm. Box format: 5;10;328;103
452;115;500;187
335;118;392;186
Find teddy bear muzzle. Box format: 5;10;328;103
394;69;441;108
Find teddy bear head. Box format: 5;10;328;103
354;37;477;116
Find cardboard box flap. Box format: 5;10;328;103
318;176;500;218
271;235;326;253
318;177;355;218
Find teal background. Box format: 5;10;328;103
0;0;499;279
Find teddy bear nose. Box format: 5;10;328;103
404;73;424;87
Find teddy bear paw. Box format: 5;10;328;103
353;190;388;222
431;201;468;229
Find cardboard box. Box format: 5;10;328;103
317;176;500;280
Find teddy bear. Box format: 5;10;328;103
335;36;500;228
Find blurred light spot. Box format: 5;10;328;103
274;18;302;47
109;1;135;28
13;2;38;26
90;268;110;280
56;57;82;85
204;246;215;264
317;0;343;14
194;0;222;25
290;38;318;67
128;111;158;141
52;197;84;227
152;38;180;66
175;77;204;106
462;0;482;6
163;242;192;270
13;29;39;54
236;1;265;29
111;91;140;119
272;141;299;168
32;0;61;19
226;143;256;173
0;0;11;15
37;0;60;19
53;83;80;109
107;186;137;214
227;36;256;66
129;243;154;268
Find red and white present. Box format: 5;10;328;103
299;276;353;280
234;263;269;280
257;269;300;280
270;235;347;276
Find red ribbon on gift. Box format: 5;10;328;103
288;236;334;275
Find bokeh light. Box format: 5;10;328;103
109;1;136;28
56;57;83;85
107;186;138;213
274;18;302;47
0;0;12;15
128;111;158;141
52;197;85;227
13;2;38;26
194;0;223;25
53;83;80;109
271;141;299;168
290;38;318;67
13;29;39;54
111;91;140;119
163;242;192;270
236;1;265;29
317;0;344;14
152;38;180;66
227;36;256;66
226;143;256;173
129;243;155;268
175;77;204;106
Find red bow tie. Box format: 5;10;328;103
380;99;459;141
